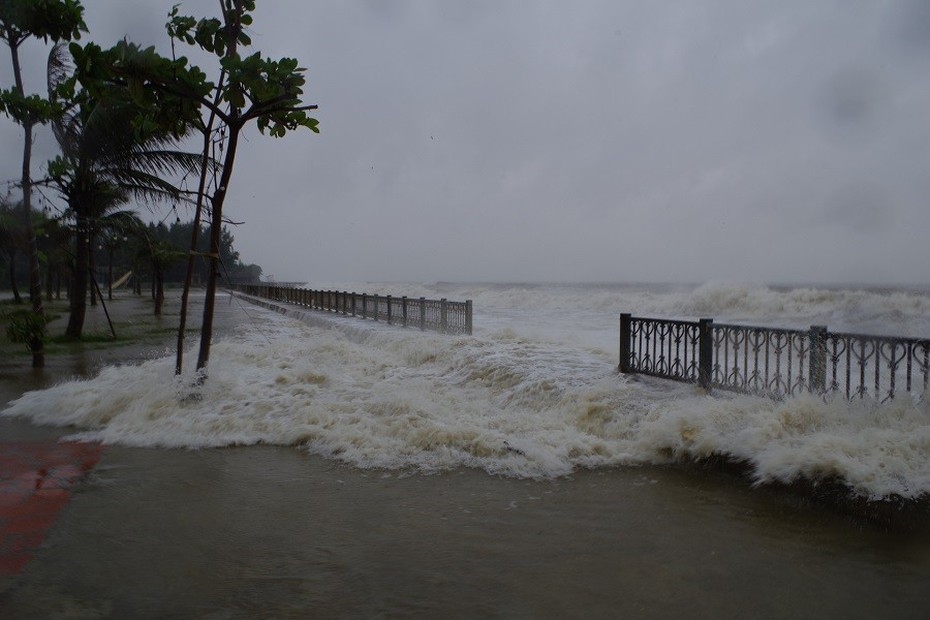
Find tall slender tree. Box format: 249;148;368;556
0;0;85;366
70;0;319;377
166;1;319;375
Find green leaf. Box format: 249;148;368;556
127;77;145;104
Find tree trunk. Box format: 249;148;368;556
88;232;97;306
196;126;241;373
8;250;21;304
9;41;45;365
107;249;113;300
66;216;88;338
176;69;226;376
154;268;164;316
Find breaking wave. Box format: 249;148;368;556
4;283;929;501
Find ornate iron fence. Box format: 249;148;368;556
619;314;930;402
235;284;472;335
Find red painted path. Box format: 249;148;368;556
0;441;103;575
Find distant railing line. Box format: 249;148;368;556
619;313;930;402
235;284;472;335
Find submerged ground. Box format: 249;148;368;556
0;291;928;619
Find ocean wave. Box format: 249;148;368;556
4;301;928;500
296;280;930;336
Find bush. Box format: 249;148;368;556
4;309;48;351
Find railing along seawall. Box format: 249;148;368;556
236;284;472;335
619;313;930;402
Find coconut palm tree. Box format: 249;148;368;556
46;45;202;338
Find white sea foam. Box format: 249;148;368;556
304;280;930;337
3;282;930;499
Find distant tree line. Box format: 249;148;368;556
0;206;262;299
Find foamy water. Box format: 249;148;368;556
4;282;930;499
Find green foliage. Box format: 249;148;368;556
137;220;259;283
0;0;85;125
46;154;73;183
68;40;211;139
0;0;86;45
147;238;185;270
161;1;320;136
3;308;48;350
0;90;62;124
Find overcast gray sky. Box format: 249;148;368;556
2;1;930;285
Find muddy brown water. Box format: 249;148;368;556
1;292;928;619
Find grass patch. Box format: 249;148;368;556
0;293;190;361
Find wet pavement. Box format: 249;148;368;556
0;441;103;576
0;290;238;584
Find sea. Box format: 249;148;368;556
4;280;930;501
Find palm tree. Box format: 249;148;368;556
47;46;202;338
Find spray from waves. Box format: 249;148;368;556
3;301;928;500
301;280;930;336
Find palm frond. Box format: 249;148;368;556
48;43;76;151
116;149;208;178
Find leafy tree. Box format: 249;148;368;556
46;45;203;338
149;219;256;283
116;220;184;316
68;0;319;376
165;1;318;376
0;0;85;366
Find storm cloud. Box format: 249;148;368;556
2;1;929;285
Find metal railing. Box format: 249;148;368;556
619;314;930;402
235;284;472;335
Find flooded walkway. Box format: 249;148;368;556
0;292;928;619
0;441;103;575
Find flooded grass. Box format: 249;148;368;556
0;290;212;386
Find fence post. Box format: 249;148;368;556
420;297;426;330
465;300;473;335
362;294;367;318
440;299;448;333
698;318;714;390
373;295;379;321
809;325;827;395
402;296;408;327
619;313;632;373
387;296;393;325
351;292;357;317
